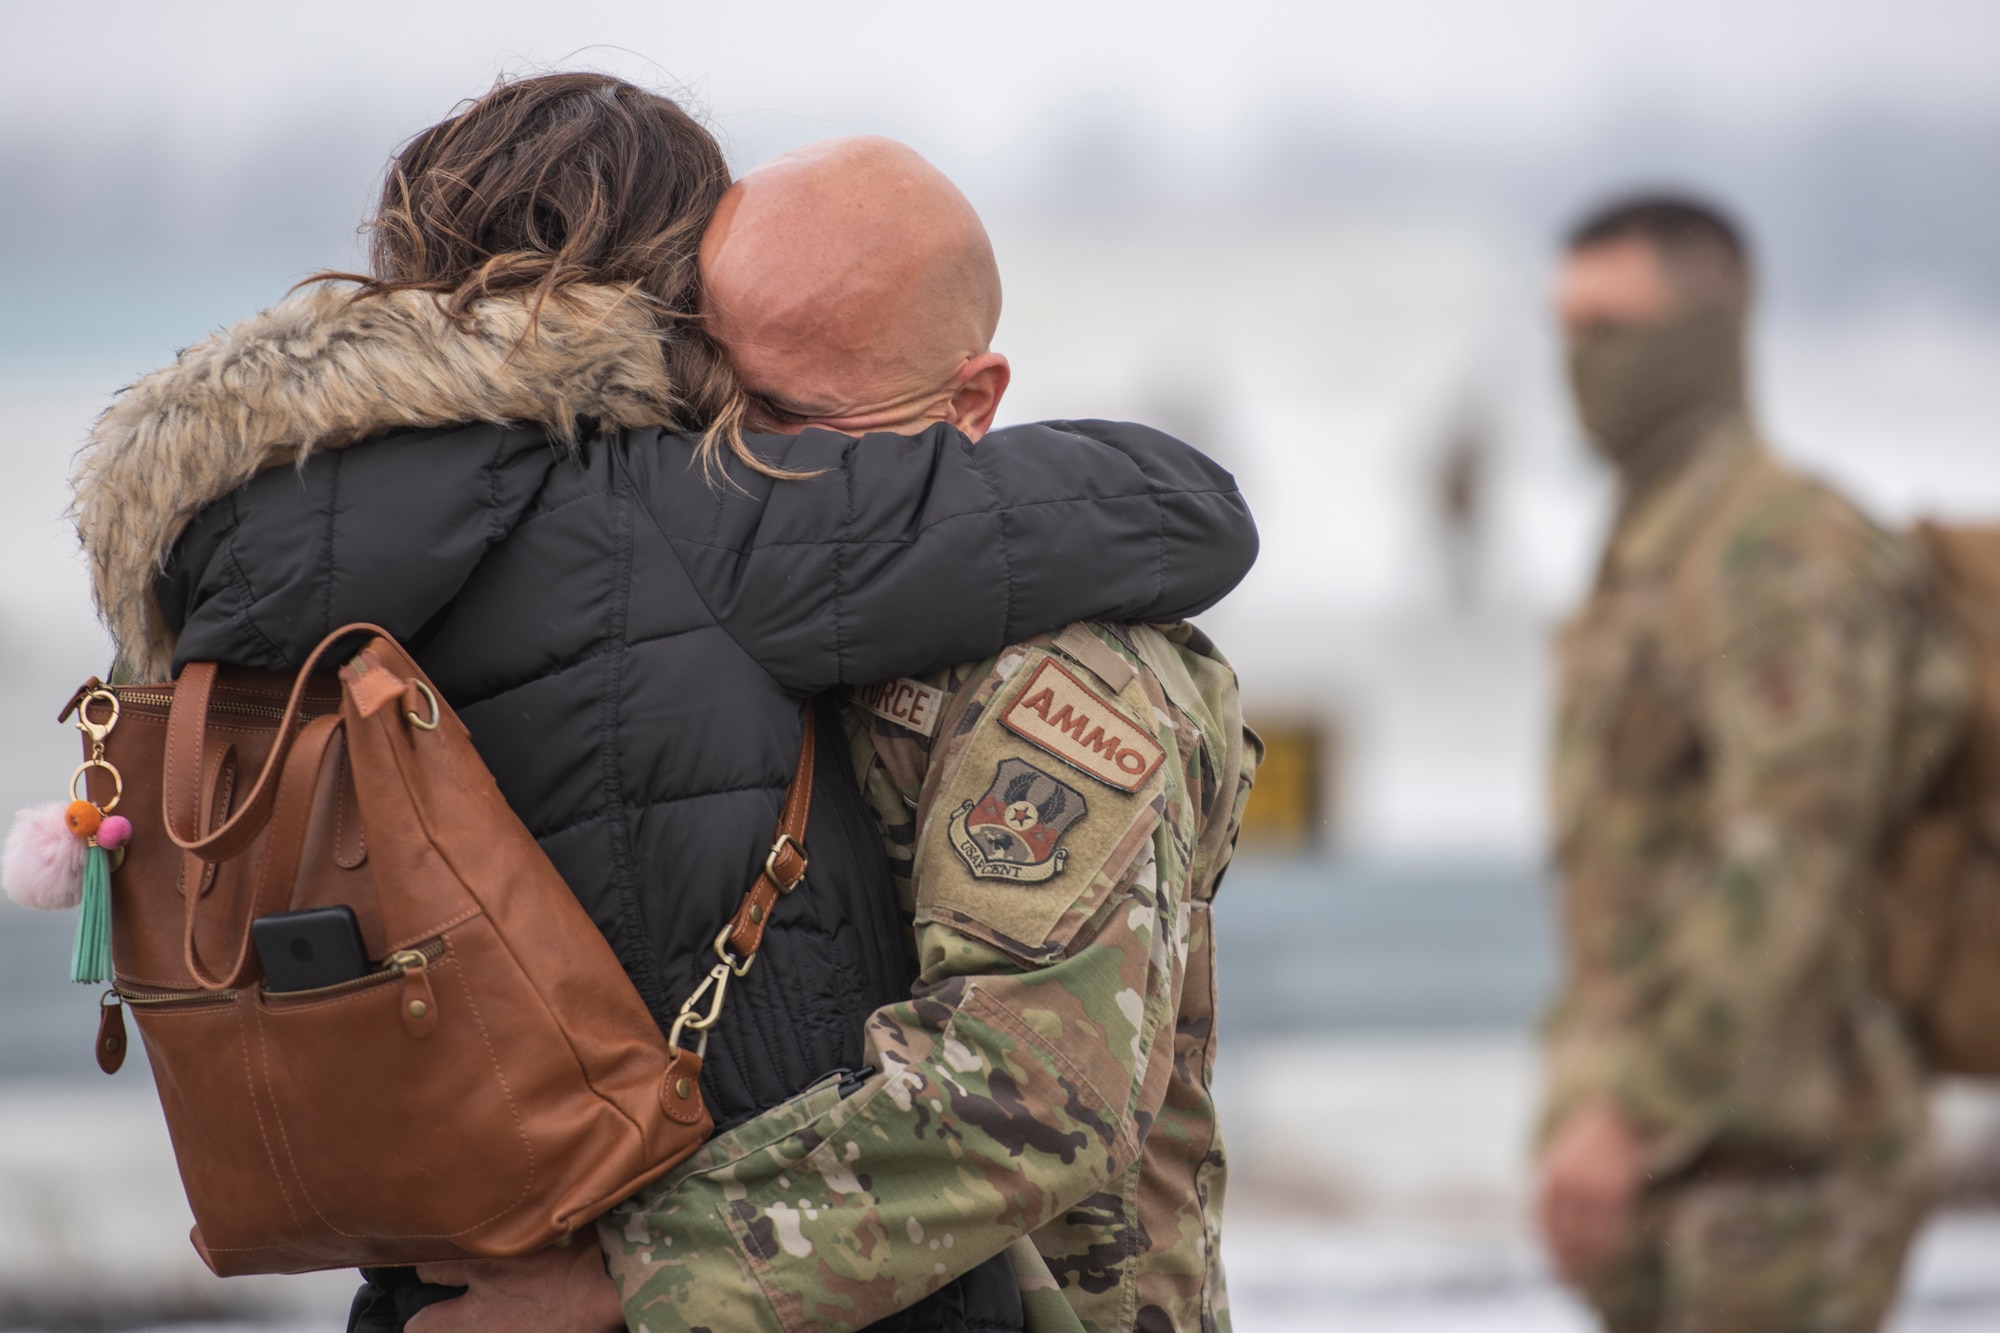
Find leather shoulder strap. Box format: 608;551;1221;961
665;704;818;1059
724;710;816;962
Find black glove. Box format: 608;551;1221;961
345;1266;466;1333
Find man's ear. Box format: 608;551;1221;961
942;353;1011;442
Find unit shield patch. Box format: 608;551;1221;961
948;758;1089;882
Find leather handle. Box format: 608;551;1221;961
177;741;240;905
162;623;395;862
723;707;816;962
183;713;344;990
162;661;221;848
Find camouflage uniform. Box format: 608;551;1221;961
600;622;1258;1333
1544;420;1967;1333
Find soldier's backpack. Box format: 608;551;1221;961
1876;524;2000;1076
1670;446;2000;1077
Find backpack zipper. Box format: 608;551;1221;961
261;939;446;1001
117;691;331;722
116;984;234;1007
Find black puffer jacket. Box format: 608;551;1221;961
79;285;1254;1333
158;420;1256;1124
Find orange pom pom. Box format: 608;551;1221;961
65;800;102;840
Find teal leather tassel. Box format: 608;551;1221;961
70;843;111;984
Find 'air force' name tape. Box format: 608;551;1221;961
850;677;946;738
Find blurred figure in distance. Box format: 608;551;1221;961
1535;195;1965;1333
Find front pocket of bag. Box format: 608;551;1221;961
129;993;307;1255
251;941;537;1241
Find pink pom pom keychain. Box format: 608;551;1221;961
3;802;88;910
96;815;132;850
1;687;130;984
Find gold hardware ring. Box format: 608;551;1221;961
70;759;123;814
406;680;441;732
667;1012;705;1057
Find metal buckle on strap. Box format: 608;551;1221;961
666;924;763;1057
765;833;807;893
667;955;734;1058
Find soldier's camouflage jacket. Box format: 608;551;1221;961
1543;421;1967;1176
600;621;1258;1333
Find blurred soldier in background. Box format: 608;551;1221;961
1432;405;1491;612
1535;195;1965;1332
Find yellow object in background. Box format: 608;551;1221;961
1238;718;1333;853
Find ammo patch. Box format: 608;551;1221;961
948;758;1089;883
849;677;946;738
999;658;1165;793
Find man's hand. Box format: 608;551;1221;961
408;1238;625;1333
1535;1098;1650;1282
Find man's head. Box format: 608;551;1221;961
700;137;1009;440
1555;194;1754;475
1557;194;1751;336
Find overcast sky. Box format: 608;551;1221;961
5;0;1997;361
11;0;2000;163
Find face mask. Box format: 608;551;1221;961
1566;304;1746;477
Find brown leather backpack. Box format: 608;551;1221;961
65;623;814;1275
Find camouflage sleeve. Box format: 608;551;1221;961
599;642;1194;1333
1603;510;1909;1163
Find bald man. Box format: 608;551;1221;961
587;139;1256;1333
700;136;1012;442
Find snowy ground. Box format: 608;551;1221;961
2;1036;1996;1332
1218;1037;2000;1333
1225;1213;2000;1333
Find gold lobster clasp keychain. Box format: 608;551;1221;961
61;687;129;983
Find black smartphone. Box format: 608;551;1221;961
253;906;370;992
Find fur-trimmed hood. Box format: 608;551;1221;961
72;283;682;680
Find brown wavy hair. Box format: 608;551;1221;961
321;71;781;476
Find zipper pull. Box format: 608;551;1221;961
342;651;407;719
96;991;127;1075
392;950;437;1039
